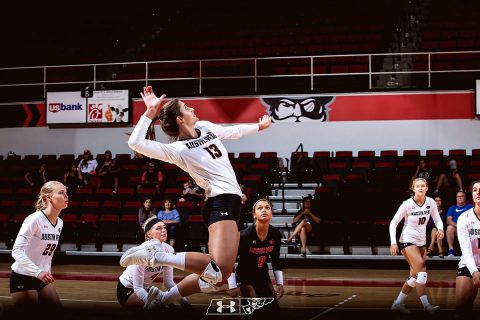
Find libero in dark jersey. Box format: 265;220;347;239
228;199;284;312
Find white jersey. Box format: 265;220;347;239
457;208;480;275
119;240;176;303
389;197;443;246
128;116;259;198
11;211;63;277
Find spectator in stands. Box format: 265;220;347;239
411;158;439;195
121;86;271;306
138;197;157;226
455;180;480;320
97;150;121;194
389;178;443;314
24;162;48;190
427;196;445;257
78;149;98;186
157;199;181;247
10;181;67;315
286;195;320;257
179;179;204;203
63;163;82;196
136;162;163;195
117;217;190;310
434;159;464;195
446;190;473;257
227;198;283;314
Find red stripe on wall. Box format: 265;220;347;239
36;103;46;126
1;91;473;127
22;104;32;127
132;92;474;124
329;92;474;121
132;97;267;124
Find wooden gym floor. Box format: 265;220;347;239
0;262;478;319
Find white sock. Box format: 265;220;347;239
395;292;408;304
419;295;430;307
153;252;186;270
162;286;182;304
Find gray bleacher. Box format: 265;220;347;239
270;183;316;214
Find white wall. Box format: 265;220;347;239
1;119;477;160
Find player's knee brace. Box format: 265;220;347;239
416;272;427;285
406;276;417;287
200;260;223;285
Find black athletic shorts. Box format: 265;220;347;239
237;270;271;288
116;281;135;306
202;193;241;230
10;270;47;293
117;281;158;306
398;242;426;251
457;266;480;278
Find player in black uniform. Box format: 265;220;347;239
228;198;284;313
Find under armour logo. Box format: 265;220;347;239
220;212;229;216
206;298;240;314
17;285;24;289
216;300;236;313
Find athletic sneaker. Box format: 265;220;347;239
144;286;165;310
391;301;410;314
448;249;455;257
424;304;440;314
120;239;161;267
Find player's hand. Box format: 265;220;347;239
228;287;241;298
38;271;54;284
258;115;272;131
140;86;166;120
390;244;399;256
472;271;480;288
276;284;284;299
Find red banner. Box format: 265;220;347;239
0;91;474;128
132;91;474;124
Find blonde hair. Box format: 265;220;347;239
410;177;428;191
34;181;64;211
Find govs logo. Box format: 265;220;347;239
261;96;335;123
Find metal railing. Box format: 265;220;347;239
1;50;479;103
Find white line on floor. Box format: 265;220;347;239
308;294;357;320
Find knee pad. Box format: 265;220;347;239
416;272;427;285
406;276;417;287
200;260;222;285
198;277;220;293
